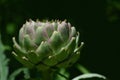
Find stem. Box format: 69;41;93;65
56;72;69;80
40;69;54;80
76;64;90;74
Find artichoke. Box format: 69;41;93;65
12;19;84;70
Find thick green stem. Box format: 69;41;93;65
40;69;54;80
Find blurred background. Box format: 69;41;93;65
0;0;120;80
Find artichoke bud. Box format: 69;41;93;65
12;19;84;70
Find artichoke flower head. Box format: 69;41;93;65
12;19;84;70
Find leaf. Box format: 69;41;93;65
72;73;107;80
8;68;30;80
0;35;9;80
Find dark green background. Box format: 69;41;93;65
0;0;120;80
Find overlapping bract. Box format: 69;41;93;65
12;20;84;70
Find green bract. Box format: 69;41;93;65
12;20;84;70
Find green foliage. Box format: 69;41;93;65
71;64;107;80
54;64;107;80
0;35;9;80
72;73;106;80
8;68;30;80
0;34;30;80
